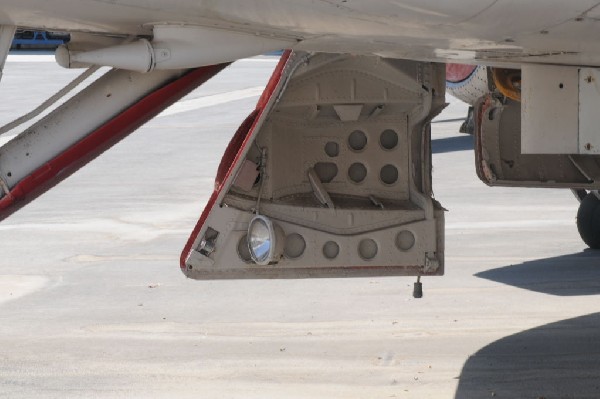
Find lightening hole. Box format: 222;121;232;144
396;231;415;251
380;164;398;185
324;141;339;157
323;241;339;259
358;239;378;260
284;233;306;259
314;162;338;183
380;130;398;150
348;130;367;151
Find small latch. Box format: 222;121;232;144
424;252;440;273
368;195;384;209
198;227;219;257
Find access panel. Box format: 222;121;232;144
181;52;446;279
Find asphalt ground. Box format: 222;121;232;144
0;54;598;399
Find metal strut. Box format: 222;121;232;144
0;26;16;83
0;63;229;220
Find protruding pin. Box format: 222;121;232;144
413;276;423;299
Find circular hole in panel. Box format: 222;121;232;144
380;164;398;185
237;235;252;262
348;130;367;151
348;163;367;183
380;129;398;150
324;141;339;157
358;239;378;260
314;162;338;183
284;233;306;259
396;230;415;251
323;241;340;259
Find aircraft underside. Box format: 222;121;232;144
0;4;599;284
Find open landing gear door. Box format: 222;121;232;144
475;65;600;189
475;95;600;189
181;52;446;279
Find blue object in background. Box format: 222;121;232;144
12;30;69;49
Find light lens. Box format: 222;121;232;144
248;217;272;264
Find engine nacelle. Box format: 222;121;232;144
446;64;489;106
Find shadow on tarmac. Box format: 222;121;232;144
432;135;473;154
476;250;600;296
455;312;600;398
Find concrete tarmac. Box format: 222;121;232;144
0;55;599;399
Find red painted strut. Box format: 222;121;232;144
0;63;229;221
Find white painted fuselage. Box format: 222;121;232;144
2;1;600;67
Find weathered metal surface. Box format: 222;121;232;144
0;64;228;220
5;2;600;68
182;52;446;279
475;95;600;188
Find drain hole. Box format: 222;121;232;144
380;164;398;185
348;163;367;183
314;162;338;183
324;141;339;157
380;129;398;150
348;130;367;151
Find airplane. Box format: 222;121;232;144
0;2;598;289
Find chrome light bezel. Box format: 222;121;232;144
247;215;283;265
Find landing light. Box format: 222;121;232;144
247;215;284;265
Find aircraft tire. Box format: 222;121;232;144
576;193;600;249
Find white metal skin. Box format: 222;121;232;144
56;39;156;72
0;25;15;81
0;68;187;190
521;65;580;154
3;1;600;68
521;65;600;155
57;25;295;72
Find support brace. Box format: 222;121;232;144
0;63;229;220
0;26;16;82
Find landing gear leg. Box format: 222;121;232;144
0;26;16;82
575;190;600;249
459;106;475;135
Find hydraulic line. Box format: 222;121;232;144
0;66;101;136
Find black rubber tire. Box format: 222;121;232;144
576;193;600;249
